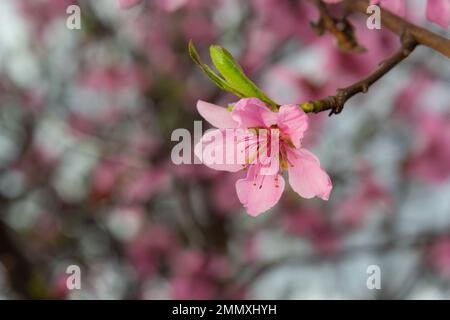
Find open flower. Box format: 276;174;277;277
195;98;332;216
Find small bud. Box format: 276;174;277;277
300;102;315;113
189;40;278;110
210;45;277;108
189;40;245;98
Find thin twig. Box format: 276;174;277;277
310;0;365;52
343;0;450;58
301;29;418;116
301;0;449;116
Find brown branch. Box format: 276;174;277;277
343;0;450;58
310;0;365;52
301;30;418;116
300;0;449;116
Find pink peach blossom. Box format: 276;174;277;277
195;98;332;216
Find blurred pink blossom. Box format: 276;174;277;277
427;236;450;277
121;168;170;203
18;0;75;36
406;113;450;183
127;224;176;279
426;0;450;28
91;158;130;200
394;71;434;120
284;207;341;255
81;65;147;92
50;273;70;299
336;164;392;227
170;250;234;299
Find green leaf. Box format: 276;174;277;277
189;40;279;109
202;65;246;97
189;40;246;97
209;45;278;108
188;40;202;66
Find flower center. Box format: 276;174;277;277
240;127;295;190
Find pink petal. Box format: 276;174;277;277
426;0;450;28
236;167;285;216
117;0;142;9
197;100;238;129
287;148;332;200
277;104;309;148
194;129;246;172
231;98;277;129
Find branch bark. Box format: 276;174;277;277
302;30;418;115
343;0;450;58
301;0;450;116
310;0;365;52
